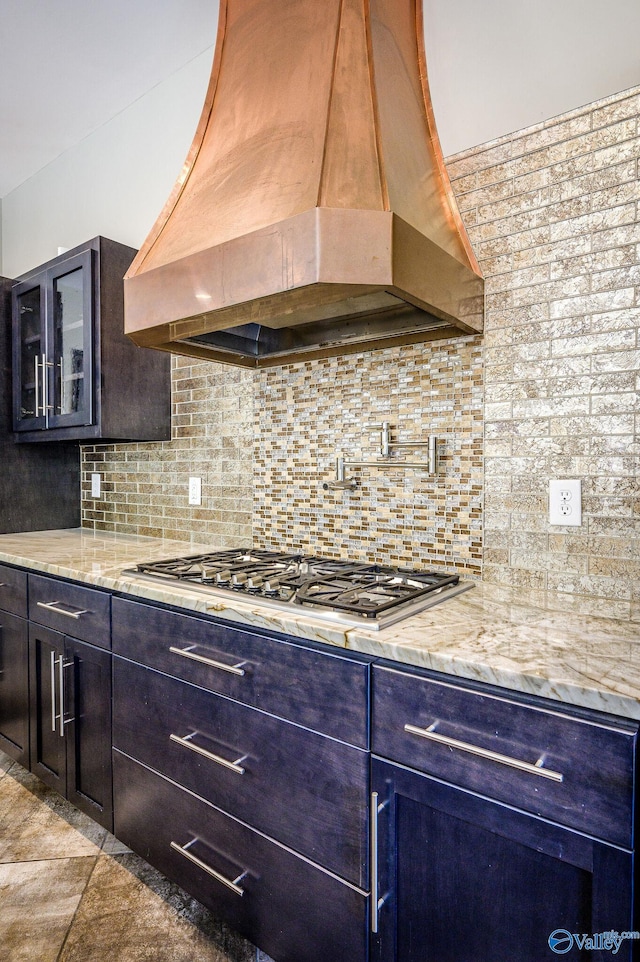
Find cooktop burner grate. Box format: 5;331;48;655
126;549;470;629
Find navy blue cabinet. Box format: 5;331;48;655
0;565;29;766
28;624;113;830
112;597;371;962
27;574;113;831
3;567;640;962
370;663;639;962
0;277;80;533
12;237;171;443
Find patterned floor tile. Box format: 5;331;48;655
0;855;97;962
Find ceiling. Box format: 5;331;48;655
1;0;639;200
0;0;217;198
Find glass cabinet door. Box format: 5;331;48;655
13;276;46;431
46;250;93;429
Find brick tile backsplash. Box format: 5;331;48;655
450;83;639;601
81;84;640;603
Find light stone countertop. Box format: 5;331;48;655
0;528;638;720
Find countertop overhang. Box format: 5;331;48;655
0;528;638;720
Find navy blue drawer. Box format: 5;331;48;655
29;573;111;649
372;664;638;848
112;657;369;887
113;751;368;962
112;596;369;747
0;564;27;618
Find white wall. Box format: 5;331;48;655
424;0;640;156
1;48;212;278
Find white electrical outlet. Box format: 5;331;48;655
90;473;101;498
549;479;582;526
188;476;202;506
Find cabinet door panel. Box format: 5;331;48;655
112;596;369;747
46;250;94;430
12;276;45;432
65;638;112;830
113;657;368;885
114;751;368;962
0;611;29;765
28;623;65;793
371;758;635;962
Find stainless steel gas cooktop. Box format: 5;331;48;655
123;549;472;631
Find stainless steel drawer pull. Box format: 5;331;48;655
404;723;564;782
169;732;247;775
0;583;7;588
37;600;89;621
168;645;246;676
170;839;247;896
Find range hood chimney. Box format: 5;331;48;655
124;0;483;367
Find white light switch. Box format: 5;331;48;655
188;477;202;506
549;479;582;526
91;473;101;498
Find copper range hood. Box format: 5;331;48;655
124;0;483;368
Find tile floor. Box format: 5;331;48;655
0;751;273;962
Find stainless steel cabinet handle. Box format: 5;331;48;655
43;355;53;413
39;353;47;415
59;358;65;414
50;650;57;733
404;723;564;782
36;601;89;621
370;792;388;934
168;645;246;676
170;839;247;896
57;654;65;737
370;791;379;934
50;651;72;737
169;732;247;775
34;356;41;417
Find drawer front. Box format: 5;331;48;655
112;596;368;747
113;658;369;886
372;664;637;848
113;751;368;962
0;564;27;618
29;574;111;649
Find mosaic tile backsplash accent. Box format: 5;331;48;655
253;338;483;574
82;85;640;601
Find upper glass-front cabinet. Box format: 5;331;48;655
11;237;172;444
13;250;93;434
